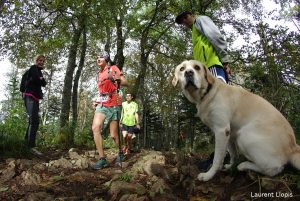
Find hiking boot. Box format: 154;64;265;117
116;152;124;163
94;158;108;169
30;148;43;156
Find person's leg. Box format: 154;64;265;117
110;106;124;162
92;107;109;169
110;120;121;150
92;111;106;158
122;127;128;152
24;97;29;142
110;120;125;163
126;133;133;154
24;96;39;148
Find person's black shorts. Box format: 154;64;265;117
122;125;136;134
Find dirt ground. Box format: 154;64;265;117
0;148;299;201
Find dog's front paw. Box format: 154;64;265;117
197;172;214;181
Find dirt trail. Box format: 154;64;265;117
0;148;299;200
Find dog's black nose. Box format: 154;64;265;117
184;70;194;77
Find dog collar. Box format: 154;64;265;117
200;83;212;101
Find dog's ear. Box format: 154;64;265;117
204;66;215;85
171;71;178;87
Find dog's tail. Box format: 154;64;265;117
289;145;300;170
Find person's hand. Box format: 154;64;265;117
92;102;97;110
136;124;141;129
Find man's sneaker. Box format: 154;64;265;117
30;148;43;156
94;158;108;169
116;152;124;163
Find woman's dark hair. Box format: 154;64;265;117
127;92;135;100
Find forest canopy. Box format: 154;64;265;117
0;0;299;153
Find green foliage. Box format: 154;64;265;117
0;75;30;157
119;172;132;182
74;127;95;149
241;24;300;140
103;137;118;150
56;124;78;148
51;175;64;182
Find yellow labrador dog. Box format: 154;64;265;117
172;60;300;181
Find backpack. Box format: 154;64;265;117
20;69;30;93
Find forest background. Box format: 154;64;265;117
0;0;299;157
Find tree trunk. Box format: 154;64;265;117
42;62;54;126
59;26;83;129
114;16;125;70
71;25;87;139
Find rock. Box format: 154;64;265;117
150;163;170;180
17;159;35;171
142;151;165;164
49;158;73;169
21;171;41;185
118;161;130;168
109;181;146;201
0;160;16;184
119;194;138;201
132;151;166;177
26;192;54;201
33;163;47;172
180;165;199;178
85;150;97;158
74;158;89;169
119;194;149;201
150;178;171;194
68;148;79;153
69;151;81;160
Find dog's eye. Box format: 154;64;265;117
180;66;185;71
194;65;201;71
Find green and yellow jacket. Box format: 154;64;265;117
192;15;230;68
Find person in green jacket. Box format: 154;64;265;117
175;11;231;83
120;93;140;155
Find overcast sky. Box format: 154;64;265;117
0;59;12;102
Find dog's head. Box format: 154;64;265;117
172;60;215;102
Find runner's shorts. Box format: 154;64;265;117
95;105;121;122
208;65;228;83
122;125;136;134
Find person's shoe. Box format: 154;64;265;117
116;152;124;163
94;158;108;170
122;146;127;153
125;149;130;155
30;148;43;156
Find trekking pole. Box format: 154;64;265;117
116;107;122;168
115;82;122;168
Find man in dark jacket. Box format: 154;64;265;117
22;55;47;156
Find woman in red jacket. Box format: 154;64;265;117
92;51;128;169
